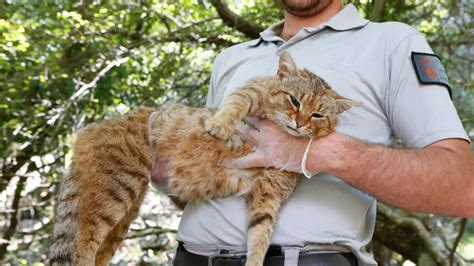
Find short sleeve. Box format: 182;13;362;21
386;33;469;148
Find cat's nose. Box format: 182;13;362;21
295;115;307;128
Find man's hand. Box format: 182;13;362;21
150;157;187;209
222;118;313;173
151;156;171;191
221;118;345;175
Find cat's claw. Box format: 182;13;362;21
205;117;234;140
226;134;244;149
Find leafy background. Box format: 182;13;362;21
0;0;472;265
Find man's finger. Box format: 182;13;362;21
244;117;273;129
235;126;261;145
151;156;171;180
244;116;260;127
221;153;265;169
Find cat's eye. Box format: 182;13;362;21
312;113;323;119
289;95;300;109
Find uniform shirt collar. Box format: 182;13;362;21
249;4;368;47
325;4;369;31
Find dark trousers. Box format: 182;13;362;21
173;243;358;266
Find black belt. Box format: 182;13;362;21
174;243;358;266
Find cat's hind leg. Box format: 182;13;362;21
244;170;299;266
73;174;148;266
94;188;147;266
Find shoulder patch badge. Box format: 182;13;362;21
411;52;452;98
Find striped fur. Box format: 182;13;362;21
49;52;358;266
50;107;154;266
50;166;79;265
49;105;255;266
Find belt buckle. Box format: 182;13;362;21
208;252;245;266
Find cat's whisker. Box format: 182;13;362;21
305;130;314;138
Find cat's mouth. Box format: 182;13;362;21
286;125;301;136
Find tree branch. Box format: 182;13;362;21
46;56;130;129
126;226;177;239
375;204;447;265
449;218;467;266
0;175;27;261
210;0;264;38
127;17;235;49
1;145;32;193
369;0;387;22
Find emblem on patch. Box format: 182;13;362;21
411;52;452;98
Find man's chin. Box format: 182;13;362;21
278;0;333;17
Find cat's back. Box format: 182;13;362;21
75;106;154;145
149;103;218;153
156;103;216;132
149;103;250;165
73;106;155;182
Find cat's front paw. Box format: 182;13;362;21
205;117;234;140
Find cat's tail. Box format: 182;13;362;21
49;165;79;266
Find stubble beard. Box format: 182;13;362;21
278;0;334;17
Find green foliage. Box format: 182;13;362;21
0;0;472;265
0;1;230;264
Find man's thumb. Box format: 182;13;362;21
221;152;265;169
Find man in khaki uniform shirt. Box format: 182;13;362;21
153;1;474;265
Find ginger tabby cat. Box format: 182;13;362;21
49;51;359;266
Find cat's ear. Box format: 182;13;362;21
277;51;298;80
335;98;362;114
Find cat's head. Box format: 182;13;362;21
264;51;361;138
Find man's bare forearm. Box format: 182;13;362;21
308;133;474;217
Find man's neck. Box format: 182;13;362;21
280;1;343;40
